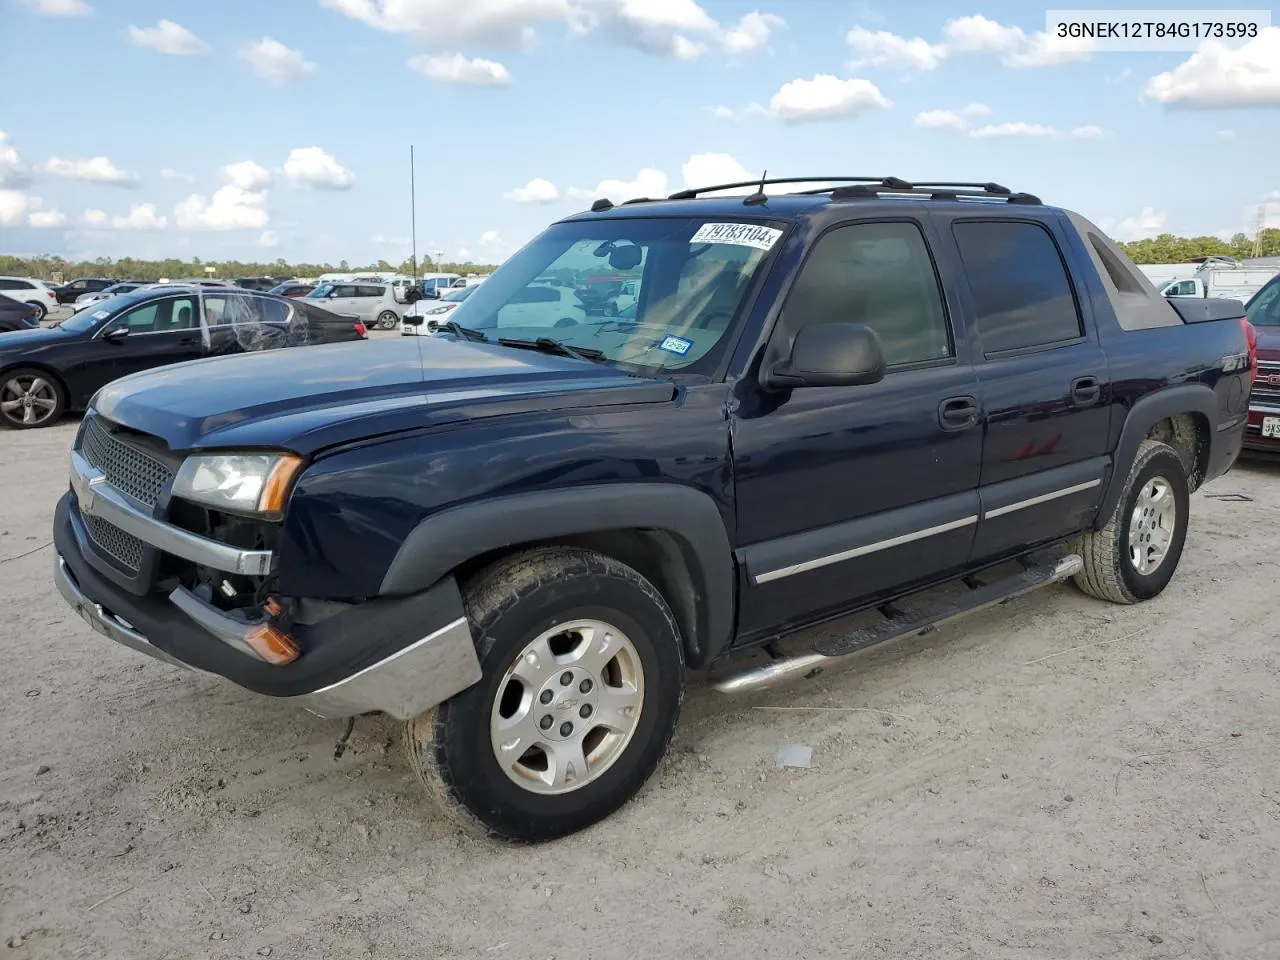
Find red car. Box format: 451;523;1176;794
1244;274;1280;452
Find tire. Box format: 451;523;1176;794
1072;439;1190;604
0;367;66;429
404;546;685;841
376;311;399;331
31;301;47;322
602;303;617;317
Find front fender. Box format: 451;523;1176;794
379;483;737;667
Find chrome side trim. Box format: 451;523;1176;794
292;617;482;721
54;555;194;672
70;449;274;577
983;479;1102;520
753;515;979;585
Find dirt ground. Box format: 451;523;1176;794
3;414;1279;960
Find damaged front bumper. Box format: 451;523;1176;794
53;494;482;720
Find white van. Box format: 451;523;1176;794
1159;268;1279;303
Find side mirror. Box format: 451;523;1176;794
102;324;129;342
762;322;887;390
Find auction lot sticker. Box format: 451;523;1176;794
690;222;783;251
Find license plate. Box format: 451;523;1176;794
1264;417;1280;438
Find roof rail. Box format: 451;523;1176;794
826;182;1041;205
667;176;893;200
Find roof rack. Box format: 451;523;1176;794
666;176;893;201
824;181;1041;204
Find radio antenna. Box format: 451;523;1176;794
744;169;768;206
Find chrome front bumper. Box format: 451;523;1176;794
54;555;483;720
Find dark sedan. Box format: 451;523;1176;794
1;286;368;429
53;278;116;305
267;282;316;298
0;294;41;333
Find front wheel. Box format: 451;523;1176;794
1;368;65;429
405;546;684;841
1073;439;1190;604
376;310;399;330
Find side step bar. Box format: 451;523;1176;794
713;554;1083;696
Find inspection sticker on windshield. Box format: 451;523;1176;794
690;222;782;251
92;310;110;319
658;335;693;356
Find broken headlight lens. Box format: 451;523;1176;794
172;453;303;519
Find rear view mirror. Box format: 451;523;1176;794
762;323;886;390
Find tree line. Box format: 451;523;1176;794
1117;228;1280;264
0;254;497;284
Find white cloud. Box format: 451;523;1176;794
223;160;271;191
283;147;355;189
112;202;167;230
914;109;967;130
769;74;890;123
568;168;670;202
681;153;753;190
1069;124;1104;140
969;121;1059;139
846;25;943;70
941;14;1024;53
721;11;785;54
503;177;559;203
257;230;280;248
480;229;501;244
175;186;268;230
456;246;473;261
0;190;29;225
160;167;195;183
239;37;317;85
1004;30;1092;68
322;0;782;60
960;102;991;118
408;52;511;85
28;208;67;228
1143;27;1280;108
127;19;210;57
705;105;737;120
1216;129;1236;140
0;132;30;187
20;0;90;16
42;154;138;185
1104;207;1167;242
82;208;107;226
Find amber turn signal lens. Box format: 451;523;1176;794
245;622;300;665
257;454;304;516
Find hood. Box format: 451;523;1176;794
0;326;73;351
92;335;675;453
1255;327;1280;361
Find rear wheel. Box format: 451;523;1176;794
376;310;399;330
1073;439;1189;604
0;368;65;429
31;301;47;322
405;546;684;841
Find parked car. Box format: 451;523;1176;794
234;277;282;292
53;278;115;305
0;294;40;333
73;281;150;311
0;287;367;429
0;277;60;321
49;176;1251;842
400;285;478;335
267;282;316;299
1242;275;1280;452
303;281;407;330
602;278;640;316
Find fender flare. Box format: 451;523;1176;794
379;483;737;667
1096;383;1218;527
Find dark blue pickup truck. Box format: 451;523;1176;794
52;177;1256;840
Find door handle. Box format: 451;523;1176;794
1071;376;1101;406
938;395;979;431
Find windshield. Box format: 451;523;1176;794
1246;279;1280;327
305;284;335;299
445;217;784;373
57;292;149;333
442;286;474;302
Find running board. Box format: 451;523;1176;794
712;554;1083;695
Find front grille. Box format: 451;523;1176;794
80;416;174;508
82;514;145;571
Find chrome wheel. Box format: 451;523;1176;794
1;374;59;427
1128;476;1176;575
489;618;645;796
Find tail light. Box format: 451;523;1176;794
1240;316;1258;384
46;290;56;300
353;321;367;338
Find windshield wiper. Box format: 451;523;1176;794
497;336;607;363
440;320;488;342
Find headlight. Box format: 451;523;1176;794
172;453;304;519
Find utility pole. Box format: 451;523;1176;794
1253;203;1265;259
409;145;419;282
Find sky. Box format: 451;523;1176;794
1;0;1279;267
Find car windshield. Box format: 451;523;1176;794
1246;280;1280;327
442;286;474;302
445;217;785;374
57;291;149;333
305;284;335;299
